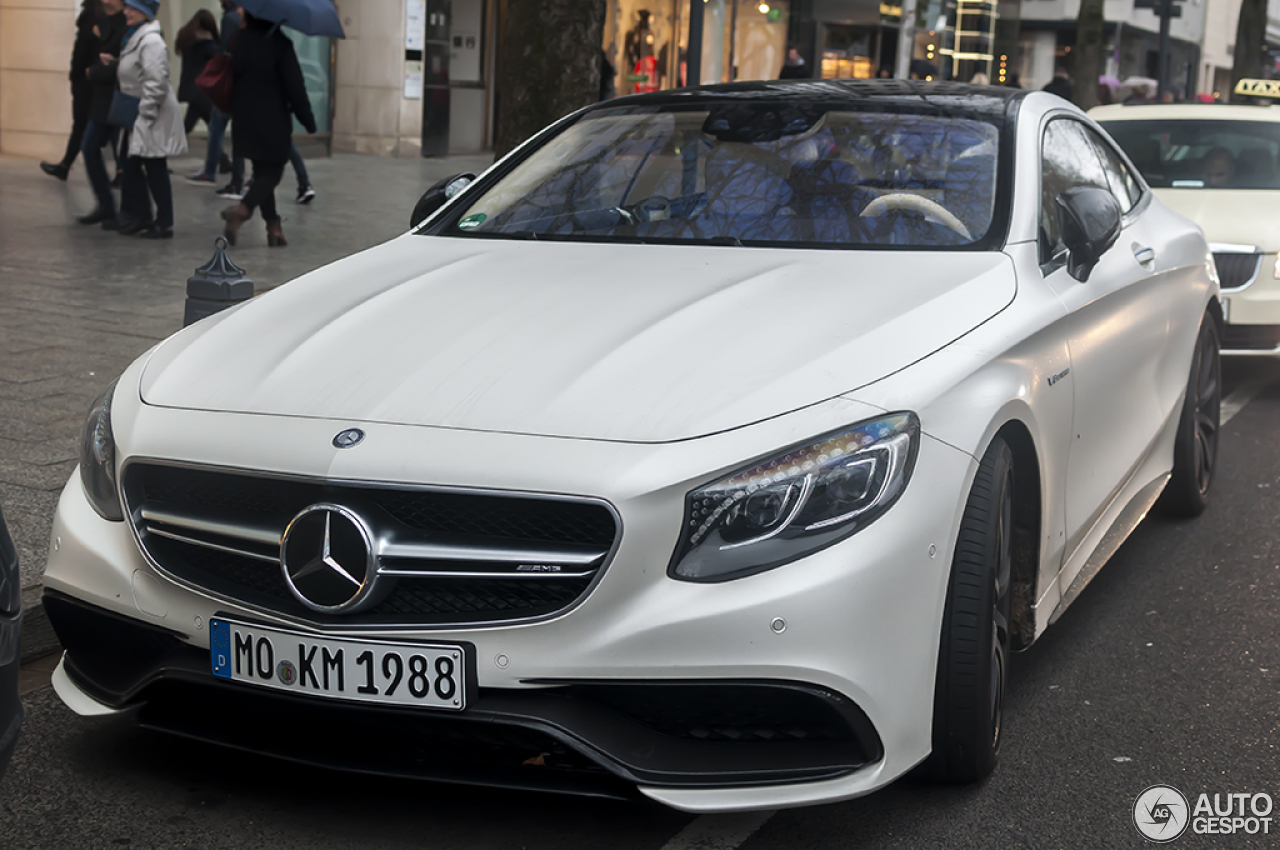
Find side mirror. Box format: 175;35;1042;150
1055;186;1121;282
410;172;476;229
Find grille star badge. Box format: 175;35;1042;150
280;504;378;613
333;428;365;448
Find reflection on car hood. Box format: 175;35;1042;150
1152;188;1280;252
141;236;1016;442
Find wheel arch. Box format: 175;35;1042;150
990;420;1042;651
1206;294;1225;335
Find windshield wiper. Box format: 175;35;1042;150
706;235;744;247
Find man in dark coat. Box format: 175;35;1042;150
41;0;99;180
76;0;127;225
220;14;316;247
1042;65;1073;102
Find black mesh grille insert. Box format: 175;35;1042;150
1213;252;1261;289
124;463;617;628
566;683;859;744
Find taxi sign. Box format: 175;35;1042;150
1233;78;1280;98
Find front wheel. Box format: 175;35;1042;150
1160;317;1220;518
922;436;1014;783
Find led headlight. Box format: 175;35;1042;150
79;380;123;521
669;412;919;582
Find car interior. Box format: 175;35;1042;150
456;108;1001;247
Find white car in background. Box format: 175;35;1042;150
1093;101;1280;354
43;81;1218;811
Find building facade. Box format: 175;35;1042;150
7;0;1280;164
0;0;499;161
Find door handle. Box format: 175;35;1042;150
1132;244;1156;265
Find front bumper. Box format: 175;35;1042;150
43;401;976;810
46;591;882;799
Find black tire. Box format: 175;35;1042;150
923;436;1014;784
1160;317;1220;518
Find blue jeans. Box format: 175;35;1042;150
203;108;244;185
246;143;310;190
288;142;310;188
81;119;118;213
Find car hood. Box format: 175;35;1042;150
1151;188;1280;252
141;236;1016;443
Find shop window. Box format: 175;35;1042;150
734;0;789;81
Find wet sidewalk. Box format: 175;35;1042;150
0;149;494;658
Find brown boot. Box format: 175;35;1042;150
266;218;288;248
220;203;251;245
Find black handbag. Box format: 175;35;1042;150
106;90;140;127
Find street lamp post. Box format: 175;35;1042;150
896;0;919;80
1135;0;1182;99
687;0;704;87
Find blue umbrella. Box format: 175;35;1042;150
238;0;345;38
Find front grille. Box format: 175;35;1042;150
122;463;619;628
1212;251;1262;289
1222;324;1280;351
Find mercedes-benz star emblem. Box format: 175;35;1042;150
280;504;378;612
333;428;365;448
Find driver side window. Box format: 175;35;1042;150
1040;119;1112;267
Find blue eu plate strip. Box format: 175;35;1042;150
210;619;231;679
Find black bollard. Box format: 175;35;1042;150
183;237;254;327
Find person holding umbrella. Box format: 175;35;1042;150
219;0;340;246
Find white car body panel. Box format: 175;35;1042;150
141;238;1014;443
43;87;1218;811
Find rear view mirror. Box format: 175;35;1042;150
1056;186;1121;282
410;172;476;229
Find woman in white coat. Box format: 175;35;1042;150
116;0;186;238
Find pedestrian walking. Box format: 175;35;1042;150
599;48;616;100
1042;65;1073;102
778;47;811;79
75;0;127;225
115;0;187;238
41;0;100;181
176;10;220;135
220;12;316;247
199;0;247;195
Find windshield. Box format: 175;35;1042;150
443;103;1003;249
1100;118;1280;189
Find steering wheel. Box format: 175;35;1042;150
859;193;973;241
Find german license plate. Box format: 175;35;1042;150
210;618;466;710
1222;297;1231;322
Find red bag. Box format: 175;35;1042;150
195;38;235;113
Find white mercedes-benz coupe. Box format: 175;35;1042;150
44;81;1219;812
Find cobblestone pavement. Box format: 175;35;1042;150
0;150;493;596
